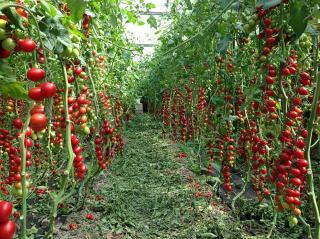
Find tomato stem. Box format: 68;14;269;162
305;35;320;239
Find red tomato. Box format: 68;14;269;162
30;104;45;115
27;68;46;82
0;220;16;239
0;201;12;223
74;66;83;75
19;39;37;52
30;113;47;132
39;82;56;98
0;47;11;58
28;87;44;101
12;118;23;129
77;95;86;105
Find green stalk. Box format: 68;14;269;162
86;64;101;132
47;60;75;238
19;102;33;239
231;161;251;210
304;35;320;239
278;3;288;115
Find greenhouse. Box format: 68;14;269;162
0;0;319;238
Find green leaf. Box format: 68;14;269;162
289;1;309;39
146;3;156;10
185;0;192;10
137;20;145;26
217;36;230;53
147;15;157;29
66;0;87;23
2;7;25;30
109;15;118;27
0;82;28;100
40;0;58;17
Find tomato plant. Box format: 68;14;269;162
0;0;145;238
142;0;320;238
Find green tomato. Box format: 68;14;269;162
63;47;73;57
71;35;80;43
83;126;90;135
12;188;23;197
31;133;38;140
15;29;25;39
252;15;259;21
0;28;7;40
259;55;267;62
243;24;251;33
2;38;16;51
72;48;80;58
0;19;7;29
289;216;298;228
248;19;256;27
37;133;44;139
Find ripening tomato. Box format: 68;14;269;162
27;68;46;82
0;220;16;239
39;82;56;98
30;113;47;132
0;201;12;223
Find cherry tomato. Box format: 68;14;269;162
27;68;46;82
19;39;36;52
1;38;16;51
39;82;56;98
0;220;16;239
30;113;47;132
28;87;44;101
0;201;12;223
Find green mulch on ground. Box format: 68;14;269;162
56;114;304;239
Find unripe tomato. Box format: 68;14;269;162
1;38;16;51
0;28;6;40
0;19;7;29
27;68;46;82
0;201;12;223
